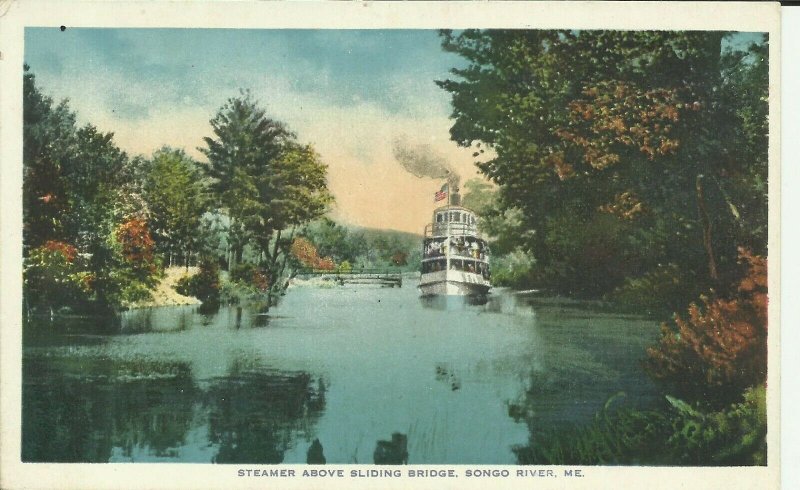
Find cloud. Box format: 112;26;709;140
24;28;484;233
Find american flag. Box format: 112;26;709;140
434;183;449;202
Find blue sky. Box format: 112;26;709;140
23;28;766;233
25;28;480;232
26;29;462;121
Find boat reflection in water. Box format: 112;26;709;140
419;293;489;311
419;191;491;297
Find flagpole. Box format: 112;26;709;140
446;182;451;272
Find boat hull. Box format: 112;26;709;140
418;270;491;296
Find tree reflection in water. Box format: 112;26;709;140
206;362;326;463
23;356;197;462
23;355;326;463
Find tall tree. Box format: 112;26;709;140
437;30;768;300
23;65;77;249
200;91;294;267
247;143;332;282
142;147;209;268
23;66;159;311
200;92;332;303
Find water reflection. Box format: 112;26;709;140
373;433;409;464
22;282;660;464
207;365;325;463
115;304;280;333
23;313;121;347
307;439;326;464
418;294;488;311
23;354;325;463
23;356;197;462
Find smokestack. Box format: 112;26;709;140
450;189;461;206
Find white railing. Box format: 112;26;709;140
424;222;480;238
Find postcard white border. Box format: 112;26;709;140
0;2;782;489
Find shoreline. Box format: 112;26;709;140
125;266;201;310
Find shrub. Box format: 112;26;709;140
514;386;766;466
107;219;161;306
491;247;535;287
644;249;767;408
337;260;352;273
175;274;193;297
175;257;220;304
513;393;672;465
229;262;270;292
24;240;87;308
290;237;335;270
229;262;255;283
391;252;408;266
115;218;158;281
608;263;696;316
665;385;766;465
120;281;154;303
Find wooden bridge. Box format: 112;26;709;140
293;268;403;288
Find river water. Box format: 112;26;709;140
22;279;660;464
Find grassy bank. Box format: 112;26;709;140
126;267;201;309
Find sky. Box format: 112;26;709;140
23;29;765;235
24;28;482;235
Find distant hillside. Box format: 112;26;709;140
299;218;423;270
348;226;422;243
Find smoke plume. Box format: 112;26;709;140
391;136;460;191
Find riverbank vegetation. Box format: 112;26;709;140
23;68;332;315
296;218;423;272
439;30;769;465
443;31;768;312
22;29;770;465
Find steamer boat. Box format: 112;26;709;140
419;195;491;296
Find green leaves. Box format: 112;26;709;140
438;30;768;302
514;385;766;465
199;93;332;304
142;147;210;264
23;67;161;312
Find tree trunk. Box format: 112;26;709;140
264;227;297;311
696;174;718;282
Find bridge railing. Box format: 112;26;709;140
294;268;403;276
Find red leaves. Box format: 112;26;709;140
556;81;685;175
115;218;156;270
290;237;335;270
41;240;78;263
598;192;645;220
544;151;575;180
645;249;767;405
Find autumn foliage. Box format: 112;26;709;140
644;249;767;407
116;218;156;266
41;240;78;263
555;82;688;173
24;240;86;307
290;237;335;270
